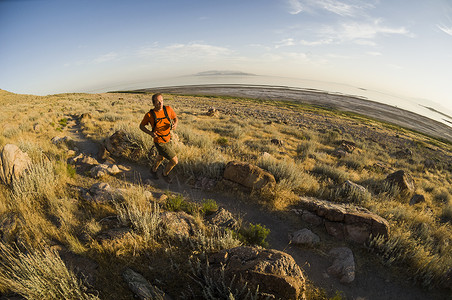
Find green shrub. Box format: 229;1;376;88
201;199;218;215
238;223;270;248
58;118;68;127
216;137;228;146
66;164;76;178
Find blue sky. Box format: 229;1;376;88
1;0;452;112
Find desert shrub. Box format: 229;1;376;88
257;155;319;195
58;117;68;127
164;194;198;215
11;157;62;202
99;113;127;122
187;258;259;300
311;164;349;184
174;143;227;179
0;243;98;299
201;199;218;215
368;227;451;288
2;127;21;138
216;137;228;146
296;140;317;159
113;123;155;160
177;125;213;149
338;156;365;171
238;223;270;248
189;228;242;254
115;188;161;243
244;139;278;154
441;200;452;223
321;129;341;144
433;188;451;203
329;183;372;205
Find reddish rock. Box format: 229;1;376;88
385;170;415;194
209;246;306;300
325;221;345;239
223;161;276;190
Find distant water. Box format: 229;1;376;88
105;74;452;128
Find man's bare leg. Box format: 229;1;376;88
152;155;165;172
163;156;178;177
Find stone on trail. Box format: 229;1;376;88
290;228;320;246
327;247;355;283
90;163;121;178
0;144;32;186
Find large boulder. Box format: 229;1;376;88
385;170;415;194
104;130;144;160
297;197;390;243
209;246;306;299
0;144;32;186
223;161;276;190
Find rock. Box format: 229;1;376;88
327;247;355;283
332;140;356;157
68;153;99;166
90;163;121;178
96;227;132;243
87;182;118;202
209;246;306;300
104;130;144;160
160;211;199;238
223;161;276;190
385;170;415;194
151;192;168;203
271;139;284;146
122;268;169;300
79;113;92;120
206;207;239;230
206;107;219;117
51;136;74;147
297;197;390;242
410;194;426;206
332;149;348;158
0;144;32;186
301;210;323;226
33;123;41;132
0;212;22;243
290;228;320;246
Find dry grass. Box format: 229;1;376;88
0;89;451;296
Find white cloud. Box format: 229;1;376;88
275;38;296;48
319;19;411;44
438;24;452;36
288;0;375;17
93;52;118;64
288;0;303;15
367;51;382;56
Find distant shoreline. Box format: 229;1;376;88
118;84;452;143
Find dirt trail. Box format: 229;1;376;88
65;116;446;300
